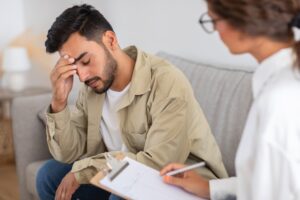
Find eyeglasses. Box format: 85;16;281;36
198;12;222;33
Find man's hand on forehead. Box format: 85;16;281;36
61;52;88;66
62;55;76;66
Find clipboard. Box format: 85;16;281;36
90;154;203;200
90;153;131;199
90;169;131;199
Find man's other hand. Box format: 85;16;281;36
55;172;80;200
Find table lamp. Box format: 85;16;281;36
1;47;31;91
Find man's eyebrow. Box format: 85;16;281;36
73;52;88;64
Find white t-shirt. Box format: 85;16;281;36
210;48;300;200
100;84;130;152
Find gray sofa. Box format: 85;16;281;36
12;52;253;200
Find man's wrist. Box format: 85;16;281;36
50;101;67;113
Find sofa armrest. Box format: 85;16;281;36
12;93;52;200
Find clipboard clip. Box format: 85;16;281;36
104;152;129;181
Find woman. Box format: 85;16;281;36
160;0;300;199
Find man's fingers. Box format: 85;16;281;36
65;191;72;200
53;70;76;94
65;187;76;200
53;64;77;78
58;186;67;200
55;55;73;68
61;190;69;200
52;54;76;83
61;190;67;200
160;163;186;176
57;69;77;81
68;57;75;64
58;57;75;67
56;182;68;200
55;172;79;200
51;65;77;83
65;185;75;200
55;184;62;200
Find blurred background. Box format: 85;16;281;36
0;0;257;199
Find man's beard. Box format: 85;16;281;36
85;47;117;94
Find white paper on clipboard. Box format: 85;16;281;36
99;157;203;200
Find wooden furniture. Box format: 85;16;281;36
0;87;51;165
0;87;51;118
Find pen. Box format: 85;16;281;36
165;162;205;176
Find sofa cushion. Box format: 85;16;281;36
26;160;47;199
158;52;254;176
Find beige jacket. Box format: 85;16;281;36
46;46;228;184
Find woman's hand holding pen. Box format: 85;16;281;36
160;163;210;199
50;55;77;113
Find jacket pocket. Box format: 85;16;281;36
124;130;147;152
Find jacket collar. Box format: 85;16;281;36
118;46;151;110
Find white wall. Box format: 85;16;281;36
23;0;110;34
23;0;258;69
0;0;26;50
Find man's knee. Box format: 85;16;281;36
37;159;72;185
36;159;72;199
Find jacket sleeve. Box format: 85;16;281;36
209;177;237;200
46;87;88;163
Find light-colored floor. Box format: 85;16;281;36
0;118;19;200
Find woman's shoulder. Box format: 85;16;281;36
257;68;300;113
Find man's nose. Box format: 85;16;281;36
76;66;88;82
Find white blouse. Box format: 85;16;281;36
210;48;300;200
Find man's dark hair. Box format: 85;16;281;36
45;4;114;53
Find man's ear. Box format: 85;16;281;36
102;31;118;51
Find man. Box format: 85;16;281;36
36;4;227;200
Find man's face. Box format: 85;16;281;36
59;32;117;94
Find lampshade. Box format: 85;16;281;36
2;47;31;72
